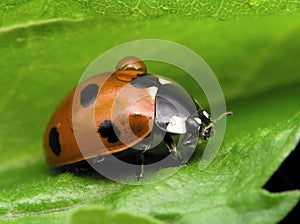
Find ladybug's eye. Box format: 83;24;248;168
116;56;147;73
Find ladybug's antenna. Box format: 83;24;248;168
213;111;233;123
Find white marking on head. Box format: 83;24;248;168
148;86;158;99
166;116;186;134
203;110;210;119
194;118;202;125
158;78;172;85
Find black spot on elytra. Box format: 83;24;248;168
98;120;121;143
131;75;161;88
49;127;61;156
80;83;99;107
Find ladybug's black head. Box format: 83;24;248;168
198;110;214;140
198;110;233;140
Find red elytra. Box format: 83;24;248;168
44;57;154;167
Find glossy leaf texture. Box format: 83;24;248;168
0;0;299;28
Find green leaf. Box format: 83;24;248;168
173;191;299;223
0;0;299;28
1;114;299;223
68;206;163;224
0;1;300;223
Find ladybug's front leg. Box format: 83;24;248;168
182;117;200;146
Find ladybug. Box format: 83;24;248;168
44;56;230;177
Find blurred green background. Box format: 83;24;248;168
0;1;299;223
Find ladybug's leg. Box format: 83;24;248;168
134;134;154;180
164;133;186;166
136;151;145;180
182;117;200;146
91;156;105;164
135;133;153;152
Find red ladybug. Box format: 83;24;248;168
44;56;230;177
